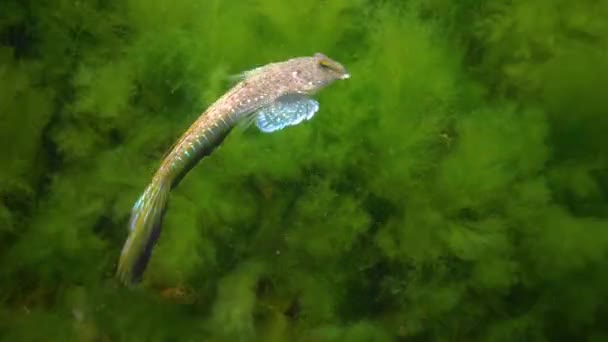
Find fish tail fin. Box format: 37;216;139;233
116;176;170;286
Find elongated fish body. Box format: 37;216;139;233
116;53;350;285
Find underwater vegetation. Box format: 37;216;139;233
0;0;607;340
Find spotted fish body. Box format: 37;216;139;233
117;53;350;285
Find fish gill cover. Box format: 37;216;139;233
0;0;607;341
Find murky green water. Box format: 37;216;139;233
1;0;607;341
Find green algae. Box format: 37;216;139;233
1;0;607;340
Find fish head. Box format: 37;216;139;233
291;53;350;94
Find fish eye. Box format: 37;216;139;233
319;59;336;71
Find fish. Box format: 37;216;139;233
116;53;350;285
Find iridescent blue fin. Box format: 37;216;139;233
255;94;319;133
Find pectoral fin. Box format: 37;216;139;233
255;94;319;133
